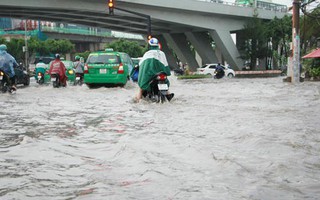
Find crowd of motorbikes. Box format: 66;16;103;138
35;65;84;88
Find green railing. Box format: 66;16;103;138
0;26;143;40
41;27;112;37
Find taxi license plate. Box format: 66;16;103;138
51;78;56;82
158;84;168;90
76;77;81;80
0;76;3;80
100;69;107;74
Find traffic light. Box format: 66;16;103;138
108;0;114;15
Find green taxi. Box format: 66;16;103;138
84;49;133;87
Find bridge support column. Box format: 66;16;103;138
157;35;179;69
185;31;218;65
209;30;243;70
163;33;199;71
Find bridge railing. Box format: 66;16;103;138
197;0;288;12
41;26;112;37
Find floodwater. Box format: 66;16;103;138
0;76;320;200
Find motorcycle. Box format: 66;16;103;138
173;68;184;76
0;69;16;94
35;67;50;85
74;73;84;86
51;73;62;88
142;72;170;103
213;68;225;79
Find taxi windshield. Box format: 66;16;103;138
87;54;120;64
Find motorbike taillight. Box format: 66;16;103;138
38;72;42;76
157;74;167;81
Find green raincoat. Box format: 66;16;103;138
137;49;171;91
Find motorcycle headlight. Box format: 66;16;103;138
0;71;3;76
68;70;74;75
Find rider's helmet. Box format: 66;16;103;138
0;44;7;51
75;55;80;61
55;53;60;59
148;38;159;47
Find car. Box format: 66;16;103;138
14;64;30;86
84;48;134;87
196;63;236;78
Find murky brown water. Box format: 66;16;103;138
0;76;319;200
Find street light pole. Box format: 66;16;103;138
24;20;29;71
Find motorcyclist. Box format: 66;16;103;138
48;53;67;87
0;44;18;91
73;55;84;80
215;63;225;79
35;58;47;69
135;37;174;102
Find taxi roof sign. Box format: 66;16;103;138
105;48;114;52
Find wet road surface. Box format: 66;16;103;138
0;76;320;200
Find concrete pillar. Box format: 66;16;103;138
163;33;199;71
157;34;179;69
185;31;218;64
209;30;243;70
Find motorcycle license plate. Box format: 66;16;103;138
158;84;168;90
0;76;2;80
76;77;81;80
38;76;42;79
100;69;107;74
51;78;56;82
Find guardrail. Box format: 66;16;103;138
197;0;288;12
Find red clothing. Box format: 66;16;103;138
49;59;67;86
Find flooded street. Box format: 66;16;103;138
0;76;320;200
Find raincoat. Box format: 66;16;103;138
137;49;171;91
0;50;17;78
48;59;67;85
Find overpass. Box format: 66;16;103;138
0;0;288;70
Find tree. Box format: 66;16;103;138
105;39;145;58
239;14;292;70
266;16;291;69
239;15;268;70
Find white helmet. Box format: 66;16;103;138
148;38;159;47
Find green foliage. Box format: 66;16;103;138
239;15;292;70
0;36;75;66
105;39;145;58
301;6;320;53
44;39;74;55
239;15;268;69
75;51;91;61
309;67;320;77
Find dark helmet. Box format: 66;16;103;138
55;53;60;59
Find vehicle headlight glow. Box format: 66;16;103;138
68;70;74;75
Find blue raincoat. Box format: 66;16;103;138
0;50;17;78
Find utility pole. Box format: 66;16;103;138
288;0;301;83
24;19;29;71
